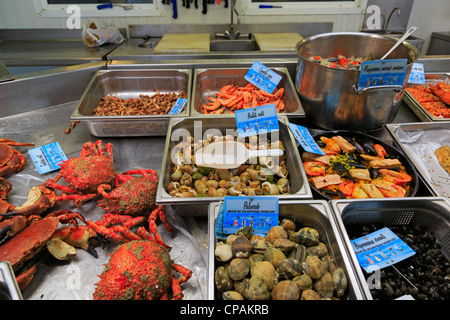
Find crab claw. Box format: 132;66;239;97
0;215;27;244
1;185;56;218
51;225;103;258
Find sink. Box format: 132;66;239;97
210;39;260;52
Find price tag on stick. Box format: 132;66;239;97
28;142;68;174
358;59;407;91
245;61;282;94
235;104;279;138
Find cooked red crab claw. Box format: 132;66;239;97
0;215;27;244
51;225;104;258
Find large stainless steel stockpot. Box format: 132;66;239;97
295;32;420;131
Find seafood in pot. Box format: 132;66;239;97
303;133;415;200
167;134;291;198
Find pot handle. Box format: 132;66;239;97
350;84;403;94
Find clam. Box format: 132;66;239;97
249;234;265;242
235;226;253;239
271;280;300;300
288;244;307;264
301;289;322;300
273;238;296;254
215;242;233;262
234;278;250;299
251;260;279;290
306;242;328;258
226;234;239;245
276;258;303;280
231;236;252;258
302;254;326;280
314;271;334;299
296;227;320;247
266;226;288;244
263;247;286;268
286;230;299;243
322;254;337;273
228;258;251;281
215;265;233;292
280;219;296;232
252;239;274;254
292;274;313;292
222;291;245;300
248;253;264;266
332;268;348;298
276;178;290;194
245;276;270;300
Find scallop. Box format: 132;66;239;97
251;260;279;290
266;226;288;244
302;255;326;279
263;247;286;268
332;268;348;298
296;227;320;247
231;235;252;258
274;238;296;253
280;219;296;231
222;291;245;300
288;244;307;264
215;242;233;262
306;242;328;258
245;276;270;300
276;258;303;280
215;265;233;292
228;258;251;281
271;280;300;300
314;271;334;299
301;289;322;300
292;274;313;292
251;239;274;254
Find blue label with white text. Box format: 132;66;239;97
168;98;188;115
288;122;325;155
28;142;68;174
235;104;279;138
407;62;426;84
245;61;282;94
358;59;407;91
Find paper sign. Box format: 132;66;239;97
28;142;68;174
358;59;407;91
235;104;279;138
245;61;282;94
168;98;188;115
288;122;325;155
222;196;279;236
407;62;426;84
350;227;416;273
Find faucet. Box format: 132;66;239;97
384;7;401;34
215;0;247;40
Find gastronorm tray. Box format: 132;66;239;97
0;262;22;300
207;200;366;300
403;72;450;121
330;197;450;300
190;67;305;118
387;122;450;198
70;69;192;137
155;116;313;216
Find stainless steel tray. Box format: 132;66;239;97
330;197;450;300
0;262;22;300
156;116;312;216
190;67;305;118
207;200;366;300
403;73;450;122
387;122;450;198
70;69;192;137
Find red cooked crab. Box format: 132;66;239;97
45;140;116;206
93;240;192;300
0;139;34;177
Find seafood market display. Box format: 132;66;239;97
303;132;416;199
213;223;348;300
347;224;450;300
167;134;290;198
202;83;285;114
406;82;450;118
307;54;371;70
92;91;187;116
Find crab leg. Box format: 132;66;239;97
111;225;142;241
148;205;172;249
136;226;156;242
86;220;127;243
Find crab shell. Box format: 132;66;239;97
93;240;173;300
98;177;157;217
60;156;115;194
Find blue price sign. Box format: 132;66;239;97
288;122;325;155
222;196;279;237
28;142;68;174
245;61;282;94
168;98;188;115
235;104;279;138
407;62;426;84
358;59;407;91
350;227;416;273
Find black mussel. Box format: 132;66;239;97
328;57;340;62
347;161;366;169
370;168;380;179
343;136;365;154
316;140;326;148
342;173;357;182
362;141;377;155
322;188;346;199
332;162;347;174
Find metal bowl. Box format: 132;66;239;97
295;32;420;131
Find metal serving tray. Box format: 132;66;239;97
330;197;450;300
190;67;305;118
0;262;22;300
387;122;450;198
156;116;312;216
403;73;450;122
207;200;366;300
70;69;192;137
